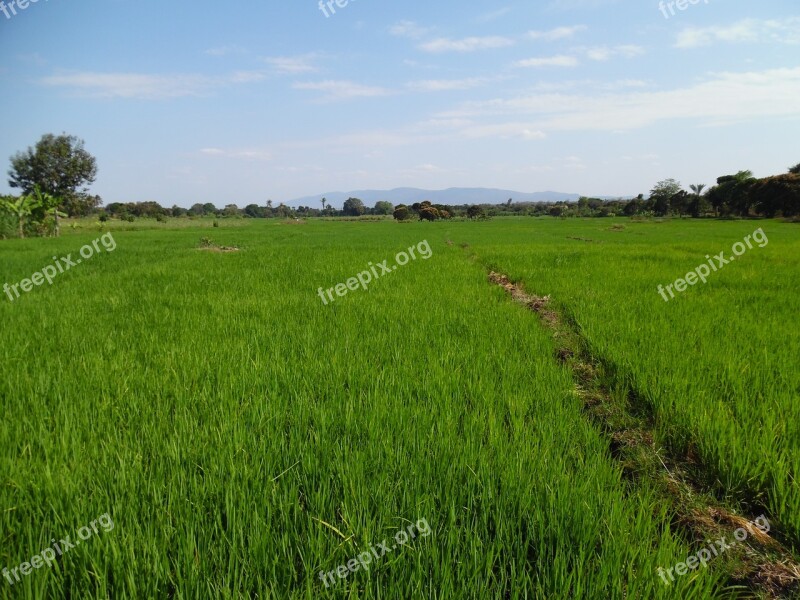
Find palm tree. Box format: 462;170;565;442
690;184;706;197
320;197;326;211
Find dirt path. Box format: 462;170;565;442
487;269;800;599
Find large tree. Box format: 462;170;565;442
707;171;757;217
342;197;365;216
749;174;800;217
373;201;393;215
789;163;800;175
649;179;682;216
8;133;98;217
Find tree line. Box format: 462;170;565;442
2;133;798;239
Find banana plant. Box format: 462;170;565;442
28;186;65;237
0;194;39;238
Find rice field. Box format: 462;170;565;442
0;217;797;598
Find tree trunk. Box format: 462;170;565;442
18;216;24;239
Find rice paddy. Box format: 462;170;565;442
1;217;798;598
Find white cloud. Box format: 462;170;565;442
229;71;267;83
389;20;432;39
419;36;515;53
204;45;246;57
676;17;800;49
262;55;319;74
292;80;392;101
407;78;488;92
458;122;547;140
514;55;579;68
39;72;232;99
436;67;800;132
476;8;512;23
585;45;644;61
401;163;447;174
201;148;272;161
528;25;587;41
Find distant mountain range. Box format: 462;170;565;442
288;187;585;208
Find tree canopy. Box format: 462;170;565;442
342;197;366;216
8;133;98;217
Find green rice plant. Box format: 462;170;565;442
0;219;777;598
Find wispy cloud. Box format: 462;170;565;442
38;71;253;99
262;55;319;74
229;71;267;83
419;36;515;53
204;45;246;57
476;8;512;23
585;44;644;61
38;69;267;99
389;20;432;39
407;78;490;92
514;55;579;68
458;122;547;140
528;25;587;41
292;80;392;102
676;17;800;48
436;67;800;132
200;148;272;161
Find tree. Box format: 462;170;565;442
8;133;98;217
689;184;706;197
373;201;393;215
789;163;800;175
244;204;264;218
419;206;440;221
707;171;756;216
342;197;366;216
393;204;411;221
685;184;708;218
320;198;326;211
623;195;645;216
276;203;293;218
749;174;800;217
467;205;484;219
649;179;682;216
202;203;218;216
670;190;691;217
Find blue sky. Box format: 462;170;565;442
0;0;798;207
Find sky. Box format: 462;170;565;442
0;0;798;208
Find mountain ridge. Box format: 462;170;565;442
287;187;592;208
